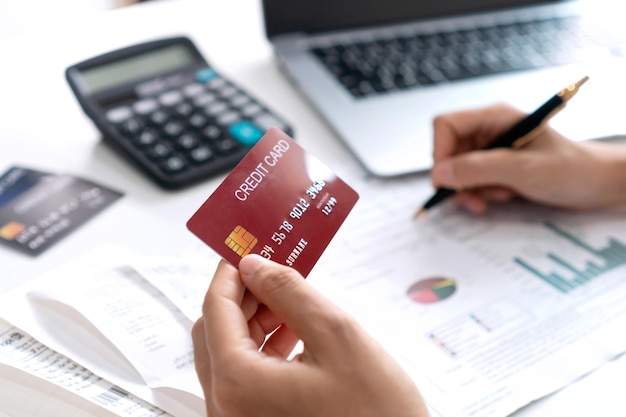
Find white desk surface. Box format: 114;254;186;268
1;1;625;416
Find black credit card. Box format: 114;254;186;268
0;166;123;256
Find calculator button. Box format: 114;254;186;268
133;98;159;115
214;138;240;154
162;121;184;137
207;77;227;90
182;83;205;97
218;85;238;98
205;101;229;116
189;113;208;129
148;143;172;159
217;111;240;126
159;90;184;107
229;94;250;107
148;110;169;126
253;113;288;132
190;146;214;163
137;130;158;146
193;93;217;107
177;133;199;149
202;125;222;141
228;120;264;146
119;118;143;135
240;103;262;117
162;156;187;172
174;102;194;117
195;68;218;84
106;106;133;123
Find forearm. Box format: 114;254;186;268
581;141;626;208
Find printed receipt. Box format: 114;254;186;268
0;318;169;417
26;266;200;396
133;255;218;322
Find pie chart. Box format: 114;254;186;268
407;277;456;303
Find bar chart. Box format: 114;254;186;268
514;222;626;293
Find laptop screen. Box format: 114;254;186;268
262;0;565;38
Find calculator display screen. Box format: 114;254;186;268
78;44;196;94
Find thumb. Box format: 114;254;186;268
238;255;343;353
431;149;528;191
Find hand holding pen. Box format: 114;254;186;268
417;76;593;216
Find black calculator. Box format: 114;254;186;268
65;36;293;189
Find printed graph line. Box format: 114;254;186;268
514;222;626;293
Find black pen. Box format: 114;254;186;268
415;76;589;218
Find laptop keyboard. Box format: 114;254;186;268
311;16;619;98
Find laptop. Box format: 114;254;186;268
261;0;626;177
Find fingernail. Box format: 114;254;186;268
432;161;456;185
238;254;268;279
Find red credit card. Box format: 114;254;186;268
186;128;359;277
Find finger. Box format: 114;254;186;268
238;255;349;355
202;259;257;362
191;318;213;416
241;289;260;321
453;192;487;214
248;315;267;348
254;304;286;334
260;324;300;359
248;304;285;348
432;148;530;191
432;104;525;162
480;186;516;203
449;187;515;214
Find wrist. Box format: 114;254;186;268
583;141;626;208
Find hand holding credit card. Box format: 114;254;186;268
186;128;359;277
